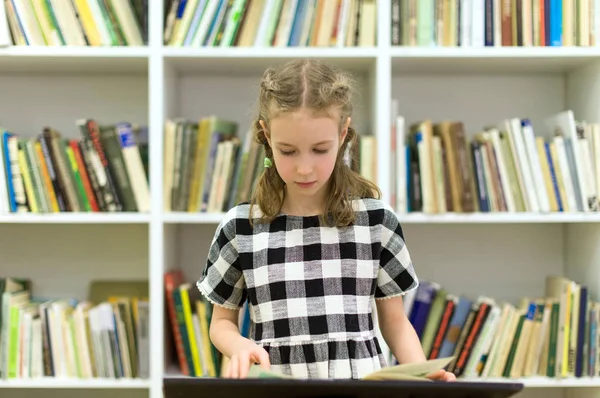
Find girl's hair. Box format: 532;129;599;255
249;59;381;227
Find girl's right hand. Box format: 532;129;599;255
222;341;271;379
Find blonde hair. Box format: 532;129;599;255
249;59;380;227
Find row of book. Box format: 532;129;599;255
0;120;150;214
165;270;226;377
163;0;376;48
392;275;600;379
163;116;377;213
0;0;147;47
164;117;263;213
391;106;600;214
165;268;600;380
391;0;600;47
0;277;149;380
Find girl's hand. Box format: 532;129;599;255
222;340;271;379
425;369;457;381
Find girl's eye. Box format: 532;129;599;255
280;150;294;156
314;149;329;154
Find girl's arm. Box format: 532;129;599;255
376;295;456;381
210;305;270;377
210;306;245;356
375;295;427;364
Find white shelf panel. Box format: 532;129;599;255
162;46;378;74
390;47;600;74
0;46;149;74
397;212;600;224
0;377;150;389
0;213;151;224
162;211;600;224
163;212;225;224
465;376;600;388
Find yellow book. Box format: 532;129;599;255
34;141;59;212
247;356;455;381
568;283;580;376
561;282;572;377
535;137;558;212
73;0;102;46
188;119;211;212
17;146;37;212
180;284;203;377
196;300;216;377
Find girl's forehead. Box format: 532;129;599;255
270;115;339;138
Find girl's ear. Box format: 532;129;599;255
340;117;351;147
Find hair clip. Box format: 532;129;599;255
264;157;273;168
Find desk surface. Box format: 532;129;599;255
163;377;524;398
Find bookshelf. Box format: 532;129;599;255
0;1;599;398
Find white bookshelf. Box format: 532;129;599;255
0;1;599;398
0;377;150;389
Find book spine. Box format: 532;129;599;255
39;133;66;211
98;125;137;211
79;119;122;211
77;139;106;211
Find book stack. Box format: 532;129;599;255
0;120;150;214
0;277;150;380
390;106;600;214
394;275;599;380
391;0;600;47
163;0;376;47
3;0;147;47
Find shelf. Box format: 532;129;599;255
0;213;151;224
163;212;226;224
464;376;600;388
390;47;600;74
0;377;150;389
0;46;149;74
162;46;378;74
162;211;600;225
396;212;600;224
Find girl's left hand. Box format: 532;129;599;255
425;369;457;381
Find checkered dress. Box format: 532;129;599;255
197;197;419;379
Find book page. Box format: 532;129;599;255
363;356;455;379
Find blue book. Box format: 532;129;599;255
409;281;440;338
550;0;562;46
438;296;474;358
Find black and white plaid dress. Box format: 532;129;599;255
197;197;419;379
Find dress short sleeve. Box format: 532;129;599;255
375;205;419;299
197;208;247;309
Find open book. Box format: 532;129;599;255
247;356;454;381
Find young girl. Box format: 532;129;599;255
197;59;455;382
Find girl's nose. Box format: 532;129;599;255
296;159;313;175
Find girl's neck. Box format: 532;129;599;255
281;187;327;217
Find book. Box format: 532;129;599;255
246;356;455;381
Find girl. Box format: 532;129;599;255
197;59;455;382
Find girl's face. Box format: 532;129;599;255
262;108;349;208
